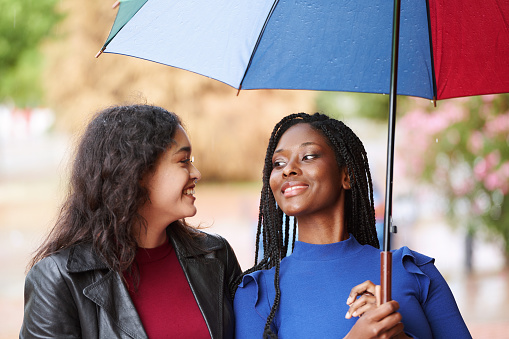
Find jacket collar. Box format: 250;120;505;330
66;242;109;272
170;229;224;258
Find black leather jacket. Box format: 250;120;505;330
20;231;242;339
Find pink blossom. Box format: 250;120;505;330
474;151;501;181
467;131;484;154
474;158;489;180
495;162;509;194
486;150;501;168
475;158;509;194
483;112;509;137
483;171;509;194
500;162;509;177
483;172;501;191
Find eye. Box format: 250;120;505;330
272;159;286;168
180;156;194;164
303;154;319;161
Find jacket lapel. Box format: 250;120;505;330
170;234;225;339
67;244;148;339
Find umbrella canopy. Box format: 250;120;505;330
99;0;509;101
98;0;509;303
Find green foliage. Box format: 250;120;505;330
0;0;62;106
316;91;390;121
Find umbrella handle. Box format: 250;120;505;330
380;251;392;304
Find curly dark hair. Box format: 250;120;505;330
235;112;379;338
28;104;200;277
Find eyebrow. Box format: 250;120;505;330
174;146;191;154
273;141;317;154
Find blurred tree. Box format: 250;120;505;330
40;0;317;182
0;0;61;106
397;94;509;261
316;91;390;121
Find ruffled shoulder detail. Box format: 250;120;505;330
394;246;435;303
238;270;264;288
237;270;274;320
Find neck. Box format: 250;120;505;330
133;224;168;249
135;204;174;248
296;214;348;244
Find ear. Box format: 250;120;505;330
342;167;351;190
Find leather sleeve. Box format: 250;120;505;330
220;236;243;299
20;256;81;339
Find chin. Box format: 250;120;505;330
279;208;300;217
186;206;198;218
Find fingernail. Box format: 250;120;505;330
346;297;353;304
345;311;351;319
352;311;358;317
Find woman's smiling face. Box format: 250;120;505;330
269;123;348;221
139;126;201;228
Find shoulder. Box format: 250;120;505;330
25;248;76;295
28;245;77;276
391;246;440;303
27;243;103;282
197;232;241;269
237;268;274;291
392;246;435;269
235;269;274;309
183;230;234;255
183;231;240;265
197;231;229;250
179;231;242;288
28;253;66;280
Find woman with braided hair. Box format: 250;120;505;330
234;113;470;338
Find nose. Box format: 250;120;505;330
190;163;202;182
282;157;300;177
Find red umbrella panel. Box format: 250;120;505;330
429;0;509;100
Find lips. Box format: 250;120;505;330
281;181;308;197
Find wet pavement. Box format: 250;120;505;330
1;135;508;338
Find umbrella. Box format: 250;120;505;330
97;0;509;302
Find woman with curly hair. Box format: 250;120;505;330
233;113;470;338
20;104;241;339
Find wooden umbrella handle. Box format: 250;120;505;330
380;251;392;304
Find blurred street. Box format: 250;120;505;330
3;1;509;337
1;134;508;339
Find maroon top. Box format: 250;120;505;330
124;240;209;338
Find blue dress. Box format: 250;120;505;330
234;235;471;338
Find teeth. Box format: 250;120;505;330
284;185;306;194
184;188;195;195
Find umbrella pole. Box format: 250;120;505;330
381;0;402;305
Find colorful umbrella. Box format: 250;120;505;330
98;0;509;101
97;0;509;302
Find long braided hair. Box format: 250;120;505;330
234;112;378;338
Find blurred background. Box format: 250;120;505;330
1;1;508;338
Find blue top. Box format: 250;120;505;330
234;235;471;338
